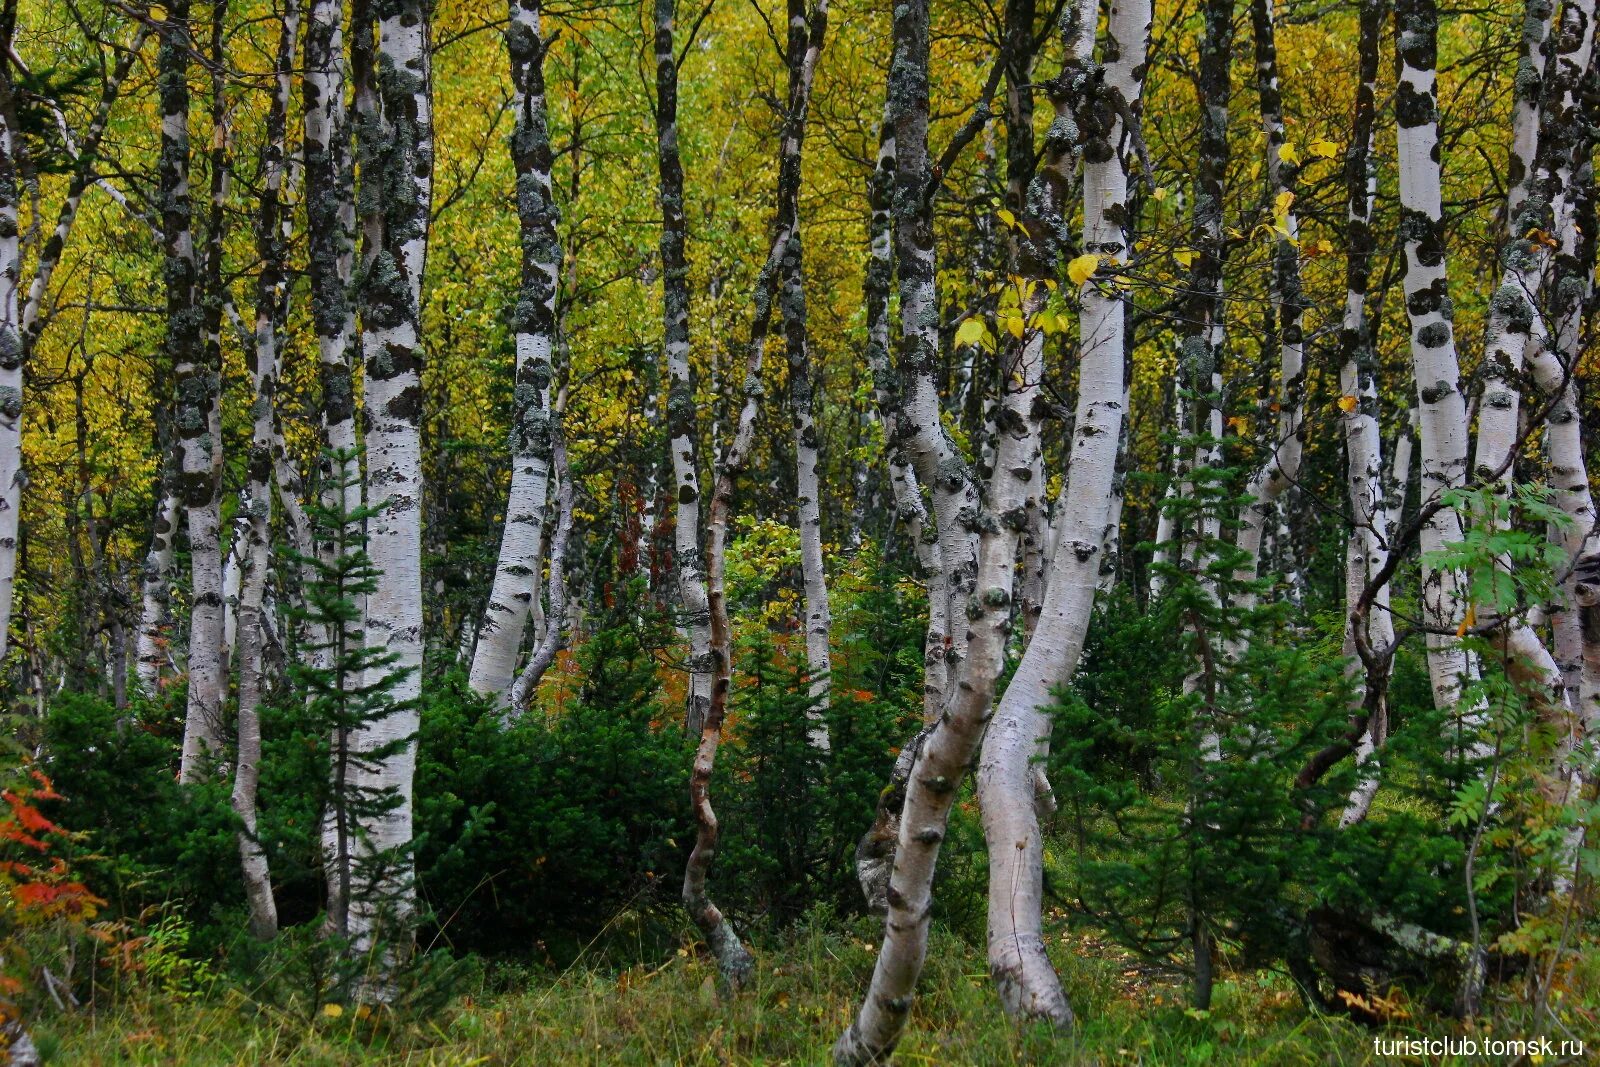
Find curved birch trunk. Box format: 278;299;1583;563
349;0;433;962
1472;0;1595;491
510;433;573;709
232;0;300;942
469;0;564;703
834;277;1040;1067
977;0;1146;1025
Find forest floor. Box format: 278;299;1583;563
33;915;1600;1065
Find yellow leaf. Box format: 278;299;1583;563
996;208;1017;229
1337;395;1358;413
149;3;167;19
1173;248;1196;268
1274;190;1295;218
1067;254;1100;287
1226;416;1248;433
1278;142;1301;167
954;318;986;347
322;1003;345;1018
1308;137;1340;159
1004;314;1024;340
1456;604;1476;638
1152;186;1168;202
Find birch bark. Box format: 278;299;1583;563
349;0;433;958
653;0;714;736
977;0;1147;1024
469;0;564;703
233;0;300;941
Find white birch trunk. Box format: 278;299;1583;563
653;0;714;736
1395;0;1475;718
976;0;1146;1024
349;0;433;960
469;0;563;704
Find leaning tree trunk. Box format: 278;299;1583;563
652;0;715;736
350;0;433;962
834;279;1042;1067
1337;0;1394;828
233;0;300;942
468;0;564;703
977;0;1148;1026
1394;0;1475;718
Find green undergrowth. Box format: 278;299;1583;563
35;909;1600;1065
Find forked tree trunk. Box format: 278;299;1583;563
652;0;715;736
977;0;1148;1025
350;0;433;961
469;0;564;703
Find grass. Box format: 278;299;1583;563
34;908;1600;1065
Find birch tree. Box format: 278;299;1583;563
155;0;226;782
977;0;1148;1025
304;0;361;525
1336;0;1394;826
468;0;564;703
652;0;714;736
349;0;434;959
232;0;301;942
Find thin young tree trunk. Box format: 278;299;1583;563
468;0;563;703
779;0;832;747
233;0;300;942
1233;0;1306;602
1337;0;1393;828
653;0;714;736
977;0;1147;1025
350;0;432;959
2;28;150;666
0;56;18;668
686;0;829;988
136;487;182;689
510;432;572;709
